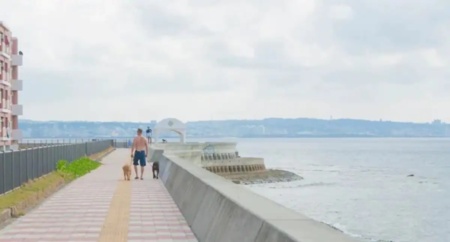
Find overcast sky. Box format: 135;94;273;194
1;0;449;122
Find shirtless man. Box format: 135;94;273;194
131;128;148;180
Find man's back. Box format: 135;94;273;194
133;136;148;151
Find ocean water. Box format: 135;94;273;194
233;138;450;242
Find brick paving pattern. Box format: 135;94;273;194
0;149;198;242
128;179;197;242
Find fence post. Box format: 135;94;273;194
30;148;33;180
2;151;5;194
26;147;29;182
18;149;22;185
11;151;14;189
41;146;44;176
37;146;40;177
43;146;47;173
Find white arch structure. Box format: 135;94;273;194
153;118;187;143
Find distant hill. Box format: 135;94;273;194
18;118;450;138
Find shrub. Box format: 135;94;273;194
56;160;68;171
56;157;101;179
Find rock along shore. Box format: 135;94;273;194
220;169;303;185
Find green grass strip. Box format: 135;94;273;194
0;157;101;211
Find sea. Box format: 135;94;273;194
234;138;450;242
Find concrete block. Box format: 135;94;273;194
159;156;171;184
190;186;226;240
160;157;207;224
149;149;164;163
256;219;360;242
160;156;174;186
207;182;309;220
255;222;298;242
204;194;264;242
176;176;209;224
166;165;191;202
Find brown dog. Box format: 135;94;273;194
122;160;132;181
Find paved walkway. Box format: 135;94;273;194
0;149;198;242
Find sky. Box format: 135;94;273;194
1;0;449;123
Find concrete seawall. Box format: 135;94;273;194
159;154;360;242
203;157;266;173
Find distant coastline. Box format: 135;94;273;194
186;134;450;138
21;136;450;141
18;118;450;138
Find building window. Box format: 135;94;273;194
0;117;3;137
5;117;9;138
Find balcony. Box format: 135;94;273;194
11;129;23;141
1;127;10;141
0;99;11;113
11;79;22;91
0;136;9;141
11;54;22;66
0;74;10;87
0;45;11;59
12;104;23;115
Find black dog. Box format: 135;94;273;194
152;161;159;179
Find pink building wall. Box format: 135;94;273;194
11;38;19;130
0;21;23;149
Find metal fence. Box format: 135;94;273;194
0;139;114;196
113;136;156;148
114;140;131;148
19;138;112;149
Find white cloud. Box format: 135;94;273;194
367;53;405;68
329;4;354;20
0;0;449;122
420;49;447;67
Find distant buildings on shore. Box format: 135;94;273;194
17;118;450;138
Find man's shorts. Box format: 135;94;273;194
133;150;146;166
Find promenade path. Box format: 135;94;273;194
0;149;198;242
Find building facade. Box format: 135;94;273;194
0;21;23;150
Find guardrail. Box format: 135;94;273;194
19;138;112;149
0;139;114;196
114;141;131;148
113;137;152;148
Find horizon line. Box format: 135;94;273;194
19;117;446;125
